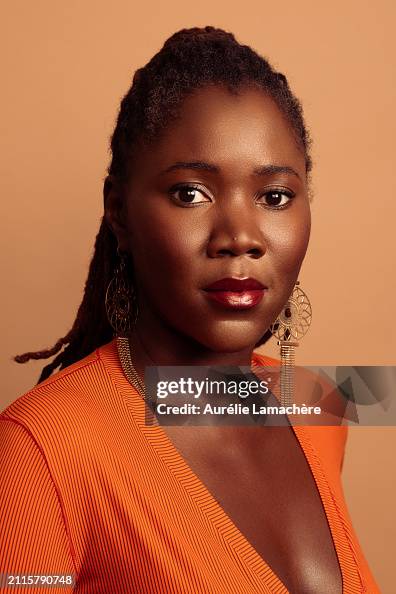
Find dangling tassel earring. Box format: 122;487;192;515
269;280;312;406
105;248;145;395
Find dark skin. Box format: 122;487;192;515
105;85;342;593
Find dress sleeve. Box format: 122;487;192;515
0;418;76;593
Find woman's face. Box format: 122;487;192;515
106;84;311;353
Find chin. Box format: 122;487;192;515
194;325;265;354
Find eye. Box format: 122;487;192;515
257;189;295;209
169;184;212;207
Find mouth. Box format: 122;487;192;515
203;277;267;310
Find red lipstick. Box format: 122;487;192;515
203;278;266;310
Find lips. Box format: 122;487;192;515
204;278;265;292
203;277;267;310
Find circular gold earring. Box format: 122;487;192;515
269;280;312;406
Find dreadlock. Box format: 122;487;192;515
14;25;313;384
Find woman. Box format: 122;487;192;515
0;26;379;593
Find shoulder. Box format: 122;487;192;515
2;346;101;420
1;339;122;456
252;348;349;471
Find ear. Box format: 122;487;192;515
103;175;129;251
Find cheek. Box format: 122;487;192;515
125;206;203;283
266;204;311;276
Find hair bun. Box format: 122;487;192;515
163;26;236;50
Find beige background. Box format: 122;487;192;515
1;1;395;591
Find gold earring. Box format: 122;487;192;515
105;248;138;337
269;280;312;406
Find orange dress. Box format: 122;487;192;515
0;338;379;593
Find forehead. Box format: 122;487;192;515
133;85;306;177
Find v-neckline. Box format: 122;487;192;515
142;424;361;593
104;340;364;593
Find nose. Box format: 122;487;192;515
206;203;266;259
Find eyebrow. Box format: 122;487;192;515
160;161;301;180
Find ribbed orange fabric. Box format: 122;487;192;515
0;338;379;593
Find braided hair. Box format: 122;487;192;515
14;26;313;384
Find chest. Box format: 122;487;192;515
163;424;343;594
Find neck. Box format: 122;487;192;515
127;310;257;378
